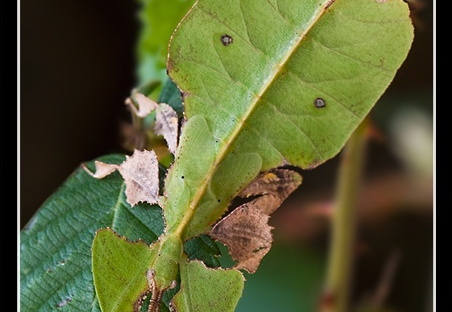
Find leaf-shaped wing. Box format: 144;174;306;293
164;0;413;239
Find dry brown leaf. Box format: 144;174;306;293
125;93;159;118
210;168;302;273
83;149;160;207
239;168;302;214
83;161;119;179
155;103;179;154
210;201;272;273
118;149;160;207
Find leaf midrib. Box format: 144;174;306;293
173;0;333;238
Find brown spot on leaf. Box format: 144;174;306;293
221;34;233;46
210;169;302;273
155;103;179;154
314;97;326;108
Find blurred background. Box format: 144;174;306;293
20;0;433;311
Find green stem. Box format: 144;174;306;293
320;118;369;312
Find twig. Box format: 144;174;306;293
320;118;369;312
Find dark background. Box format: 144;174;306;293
20;0;139;226
20;1;434;311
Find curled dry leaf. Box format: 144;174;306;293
210;202;272;273
119;149;161;207
210;169;302;273
125;91;180;155
239;169;303;214
155;103;179;154
125;93;159;118
82;161;119;179
84;149;160;207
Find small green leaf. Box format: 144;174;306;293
92;228;156;312
172;260;244;312
158;78;184;116
184;235;222;268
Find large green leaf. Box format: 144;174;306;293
20;155;164;311
165;0;413;238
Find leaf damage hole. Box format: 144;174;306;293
221;34;233;46
314;97;326;108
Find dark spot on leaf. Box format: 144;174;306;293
221;34;233;46
217;199;221;203
314;97;326;108
181;176;184;179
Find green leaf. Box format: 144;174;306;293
92;229;156;312
184;235;222;268
158;77;184;116
163;116;262;238
20;154;164;311
171;260;244;312
136;0;196;87
165;0;413;238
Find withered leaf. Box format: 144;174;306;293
84;149;160;207
118;149;160;207
210;202;272;273
125;93;159;118
82;161;119;179
209;168;302;273
238;168;302;214
155;103;179;154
